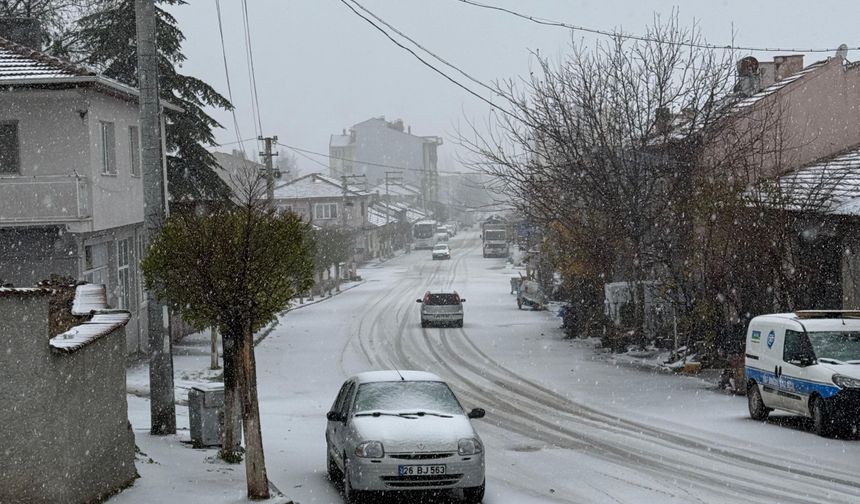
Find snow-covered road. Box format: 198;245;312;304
122;231;860;504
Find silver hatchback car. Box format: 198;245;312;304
417;291;465;328
325;370;486;503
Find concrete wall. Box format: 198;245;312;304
349;118;439;191
0;226;78;286
0;294;137;503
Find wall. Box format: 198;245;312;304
351;119;437;189
0;293;137;503
0;226;78;286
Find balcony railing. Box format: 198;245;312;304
0;174;91;224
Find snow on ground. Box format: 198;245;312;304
113;232;860;504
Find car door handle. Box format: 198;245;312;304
774;365;780;378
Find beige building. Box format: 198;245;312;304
0;34;177;355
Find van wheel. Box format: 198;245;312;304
421;319;428;328
811;396;834;437
747;382;770;421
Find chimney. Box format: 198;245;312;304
734;56;762;97
408;125;412;135
773;55;804;82
655;107;671;135
391;118;404;132
0;18;43;50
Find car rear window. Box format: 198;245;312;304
425;293;460;305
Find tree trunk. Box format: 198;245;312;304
335;262;341;292
239;324;270;499
210;326;221;370
219;327;242;462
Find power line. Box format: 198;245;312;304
275;140;473;177
337;0;514;119
453;0;858;54
215;0;250;160
241;0;264;140
346;0;501;99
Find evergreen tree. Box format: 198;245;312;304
76;0;232;202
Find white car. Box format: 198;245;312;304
745;311;860;437
417;291;465;328
432;243;451;260
325;371;486;503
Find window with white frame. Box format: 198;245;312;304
83;243;109;287
314;203;338;220
129;126;140;176
100;121;116;175
116;238;131;310
0;121;20;174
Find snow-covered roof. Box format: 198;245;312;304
50;311;130;353
729;59;829;113
273;173;368;200
352;370;444;384
0;286;53;297
330;134;352;148
759;145;860;216
71;284;108;315
0;36;182;112
367;206;388;227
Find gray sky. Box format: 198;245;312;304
168;0;860;174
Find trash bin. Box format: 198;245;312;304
188;383;241;448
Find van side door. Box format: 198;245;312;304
779;329;817;415
759;327;786;410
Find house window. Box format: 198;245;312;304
277;204;293;215
0;121;19;174
129;126;140;176
314;203;338;220
83;243;109;287
117;238;131;310
100;121;116;175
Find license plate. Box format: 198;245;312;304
398;464;446;476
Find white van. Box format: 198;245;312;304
745;311;860;437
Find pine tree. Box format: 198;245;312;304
76;0;232;202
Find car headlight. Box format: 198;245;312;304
458;438;482;456
355;441;384;458
832;374;860;389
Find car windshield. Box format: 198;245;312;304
424;293;460;305
353;381;463;416
806;331;860;363
434;245;447;251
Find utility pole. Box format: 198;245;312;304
384;171;402;257
341;174;365;270
258;135;278;201
135;0;175;435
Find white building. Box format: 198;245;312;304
329;117;442;208
0;34;177;355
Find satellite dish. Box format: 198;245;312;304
836;43;848;60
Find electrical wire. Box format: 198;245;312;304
453;0;858;54
275;141;473;176
241;0;264;141
345;0;501;99
337;0;514;119
215;0;250;160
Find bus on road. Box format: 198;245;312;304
413;220;438;249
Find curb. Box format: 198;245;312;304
253;280;366;346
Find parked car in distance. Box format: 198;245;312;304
745;310;860;437
325;370;486;503
435;231;450;243
517;279;546;310
432;243;451;260
417;291;465;328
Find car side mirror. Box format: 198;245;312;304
326;411;345;422
416;299;423;303
460;299;466;303
467;408;485;419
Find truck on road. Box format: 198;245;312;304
481;217;509;258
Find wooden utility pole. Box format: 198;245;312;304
135;0;175;435
258;135;278;201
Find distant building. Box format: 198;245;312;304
211;150;266;199
329;117;442;209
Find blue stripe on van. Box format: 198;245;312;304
745;366;840;399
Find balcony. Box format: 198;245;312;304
0;175;91;225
